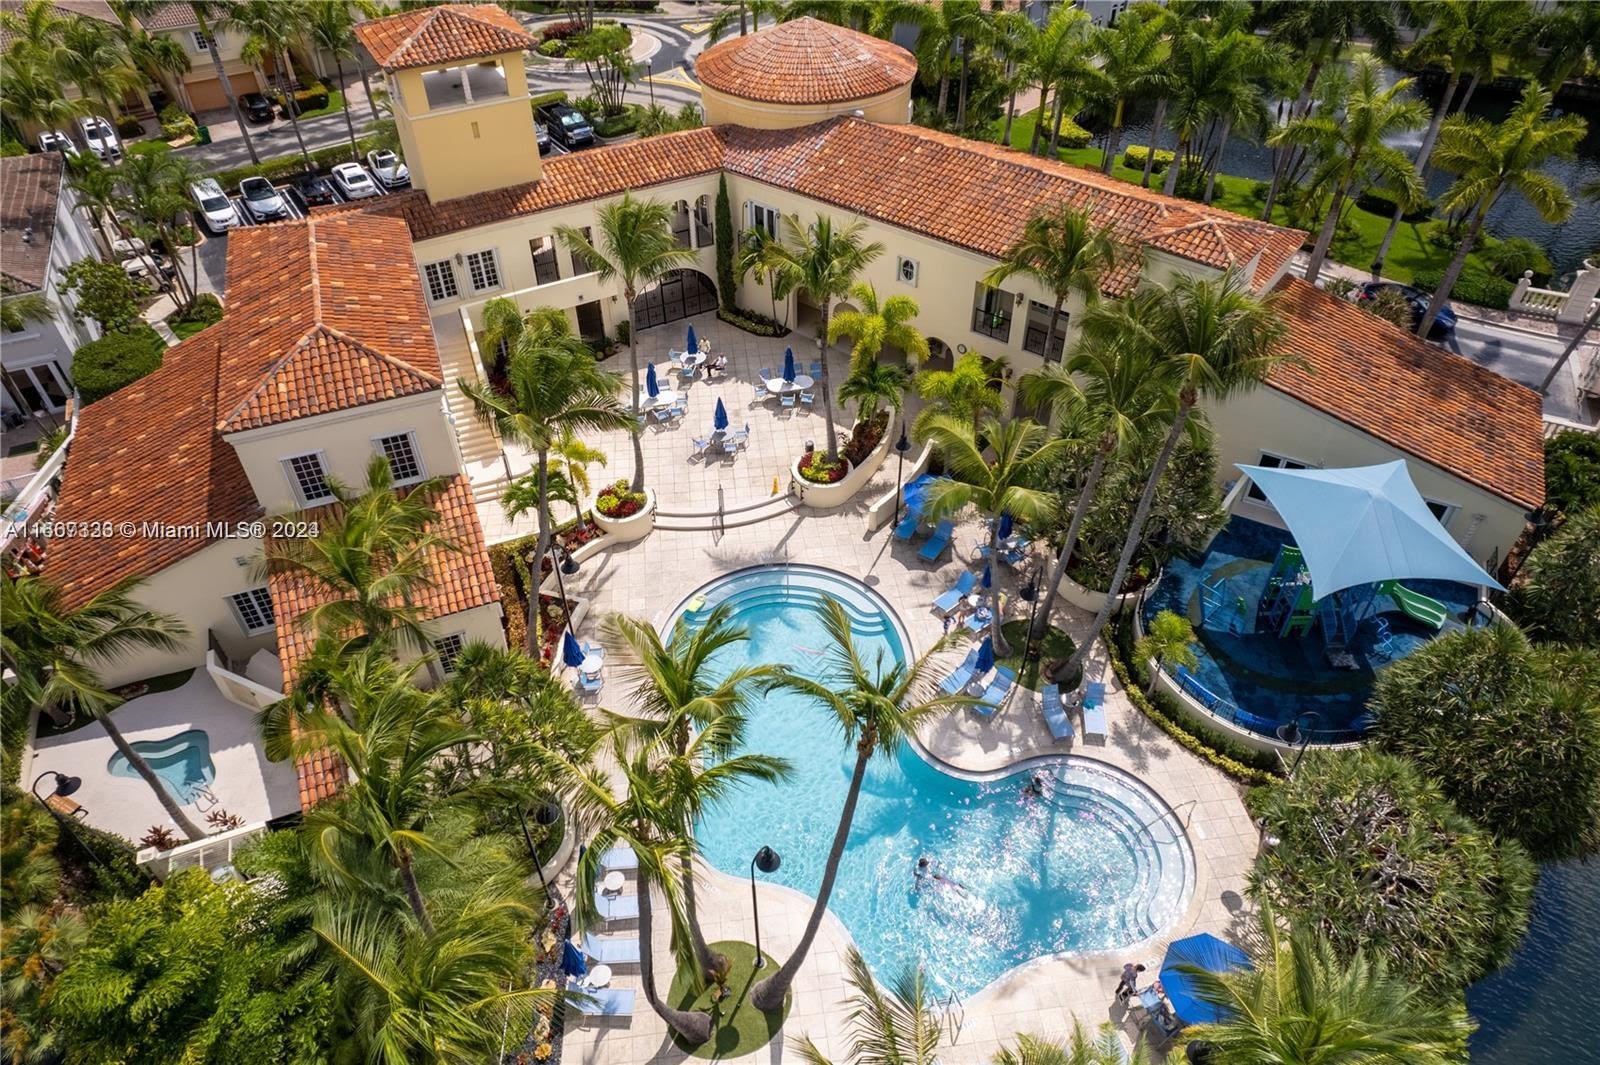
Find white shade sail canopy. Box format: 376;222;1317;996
1237;460;1504;599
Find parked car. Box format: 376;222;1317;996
238;176;289;222
37;130;78;158
189;178;239;233
238;92;274;124
535;121;550;155
537;103;594;149
287;171;337;210
1358;281;1458;337
365;149;409;189
330;162;378;200
76;116;121;161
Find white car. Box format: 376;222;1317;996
189;178;238;234
37;130;78;158
365;149;409;189
330;162;378;200
77;116;121;162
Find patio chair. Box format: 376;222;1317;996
1081;681;1107;743
600;842;637;871
933;570;977;615
1040;682;1074;742
691;436;710;456
918;519;955;562
938;646;981;695
799;390;816;406
665;401;686;421
577;672;604;697
581;932;641;966
752;383;768;403
963;608;992;634
594;889;638;922
808;360;822;377
893;509;923;540
729;426;751;449
974;666;1017;714
781;393;797;409
567;980;635;1023
668;350;683;364
758;366;773;381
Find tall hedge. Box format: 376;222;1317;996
714;173;735;311
72;324;166;404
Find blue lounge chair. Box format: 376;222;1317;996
933;571;977;614
938;647;981;695
918;519;954;561
1082;681;1107;743
691;436;710;456
964;607;992;633
974;666;1017;714
600;843;636;871
594;889;638;922
568;979;635;1021
581;932;641;966
1040;682;1074;741
781;393;797;409
893;510;922;540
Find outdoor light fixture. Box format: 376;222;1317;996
893;421;911;524
750;845;782;968
31;772;107;872
1275;711;1322;778
522;800;564;909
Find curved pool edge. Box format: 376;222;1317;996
662;562;1208;1003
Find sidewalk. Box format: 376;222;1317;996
177;71;379;171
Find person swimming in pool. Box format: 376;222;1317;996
914;856;968;893
1022;773;1046;799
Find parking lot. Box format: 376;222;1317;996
211;161;404;232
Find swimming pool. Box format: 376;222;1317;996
676;565;1195;998
106;728;214;804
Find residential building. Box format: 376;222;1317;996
135;2;277;114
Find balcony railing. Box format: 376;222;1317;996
971;306;1012;342
1022;322;1066;360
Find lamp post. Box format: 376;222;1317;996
1275;711;1322;779
31;771;107;871
893;419;911;525
749;845;781;968
520;799;563;909
550;543;580;639
1019;568;1042;666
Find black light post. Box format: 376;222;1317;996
523;799;563;909
1019;569;1042;666
893;420;911;524
749;845;781;967
1275;711;1322;778
31;771;107;871
550;544;580;639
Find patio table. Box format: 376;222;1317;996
765;374;815;395
602;871;625;894
585;964;613;989
679;351;707;371
637;388;678;409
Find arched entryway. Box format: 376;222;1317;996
632;270;718;329
924;337;954;372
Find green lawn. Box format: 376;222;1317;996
996;619;1080;693
667;941;790;1058
293;89;345;120
33;669;196;738
990;112;1500;288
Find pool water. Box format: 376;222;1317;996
106;728;214;804
1142;517;1484;739
680;566;1194;998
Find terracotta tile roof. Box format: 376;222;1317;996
135;2;199;31
295;747;345;810
222;325;441;432
696;16;917;105
353;3;535;71
1267;278;1544;511
0;152;64;294
1;1;119;47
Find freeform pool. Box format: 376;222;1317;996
676;565;1195;998
106;728;214;804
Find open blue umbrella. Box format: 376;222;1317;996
974;636;995;674
782;347;796;382
713;397;729;431
686;323;698;354
981;564;992;589
997;512;1013;540
561;940;587;978
562;630;585;668
1160;933;1251;1026
645;361;659;398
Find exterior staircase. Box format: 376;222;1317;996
431;313;509;506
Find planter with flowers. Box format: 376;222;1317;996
790;420;892;509
591;480;655;542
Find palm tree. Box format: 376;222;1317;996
756;213;886;462
1182;901;1474;1063
232;0;312;170
117;148;200;308
838;359;911;433
56;16;141;125
912;351;1004;434
1041;9;1106;158
166;1;261;164
0;293;51;334
1135;610;1198;694
1416;85;1586;337
1161;21;1267;200
907;0;992;127
1017;342;1178;645
304;0;362;162
1093;6;1167;176
794;946;940;1065
1060;272;1286;682
735;224;794;325
994;1024;1153;1065
256;456;458;681
460;325;629;653
1537;0;1600;91
0;55;92;136
1020;5;1094;157
1;574;202;840
918;416;1065;655
982;203;1120;364
750;599;974;1011
827;281;929;370
604;606;787;984
556;195;698;492
1269;55;1429;284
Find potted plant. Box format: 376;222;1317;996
592;478;655;541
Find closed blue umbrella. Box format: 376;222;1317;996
562;630;585;668
1160;933;1251;1026
686;323;698;354
645;361;659;398
974;637;994;674
981;564;992;589
561;940;587;978
783;347;796;382
713;397;729;431
998;512;1013;540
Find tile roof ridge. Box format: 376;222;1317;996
312;322;445;388
307;217;321;323
390;5;446;66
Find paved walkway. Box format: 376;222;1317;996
545;506;1259;1064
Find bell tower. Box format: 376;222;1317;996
354;4;541;203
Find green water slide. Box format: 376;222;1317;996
1376;580;1449;631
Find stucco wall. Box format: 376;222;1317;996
1207;386;1531;569
701;83;911;129
224;391;462;514
2;177;100;415
393;55;540;201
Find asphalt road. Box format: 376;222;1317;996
1445;317;1596;424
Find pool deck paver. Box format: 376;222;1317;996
548;504;1261;1065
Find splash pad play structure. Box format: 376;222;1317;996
1143;462;1501;744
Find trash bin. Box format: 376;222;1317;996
196;124;210;145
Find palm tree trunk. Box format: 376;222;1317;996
1418;199;1492;338
739;2;748;35
1045;295;1064;362
1455;72;1481;115
1304;184;1348;285
397;849;434;934
937;68;951;118
1201;116;1231;205
102;711;206;841
200;24;258;165
956;41;971;128
625;290;646;491
818;303;840;463
1101;99;1125;175
1141;99;1166;188
1001;59;1017;146
1161;134;1186;197
678;850;725;982
638;873;714;1042
752;745;870;1012
987;520;1009;656
357;53;379;121
1029;85;1050;155
335;53;359;162
527;451;552;656
1062;400;1193;682
279;51;312;169
1030;439;1110;645
1046;90;1065;156
1375;71;1458;276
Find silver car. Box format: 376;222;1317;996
238;176;289;222
330;162;379;200
365;149;410;189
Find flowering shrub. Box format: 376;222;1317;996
798;451;848;484
595;479;647;518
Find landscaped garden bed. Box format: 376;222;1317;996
488;522;596;659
